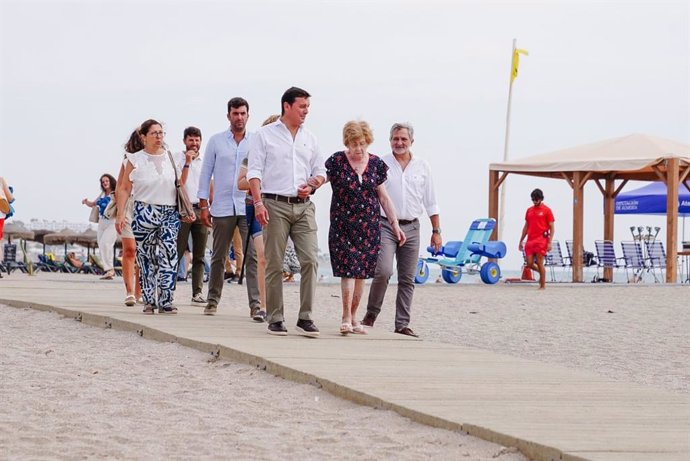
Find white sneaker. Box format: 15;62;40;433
191;294;207;304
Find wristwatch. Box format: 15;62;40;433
432;228;442;235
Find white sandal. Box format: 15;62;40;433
340;322;353;335
351;322;368;335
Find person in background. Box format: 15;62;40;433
236;114;279;322
247;86;326;338
174;126;209;304
114;129;145;306
197;97;260;317
0;176;14;270
518;188;555;290
361;122;442;338
326;121;405;335
82;174;118;280
115;119;193;314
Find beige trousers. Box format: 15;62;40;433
263;199;319;324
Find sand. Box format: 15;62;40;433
0;303;525;461
2;274;688;460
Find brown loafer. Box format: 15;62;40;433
394;327;419;338
361;312;377;327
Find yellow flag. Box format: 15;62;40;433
511;48;529;82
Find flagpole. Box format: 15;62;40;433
498;39;517;242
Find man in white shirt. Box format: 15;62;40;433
361;123;443;337
175;126;209;304
247;87;326;337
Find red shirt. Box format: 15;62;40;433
525;204;554;241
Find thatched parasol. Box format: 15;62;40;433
44;228;82;255
75;228;99;255
29;229;53;255
2;221;35;243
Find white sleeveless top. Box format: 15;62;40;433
126;150;179;206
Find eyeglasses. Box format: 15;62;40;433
148;131;166;137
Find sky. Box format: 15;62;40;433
1;0;688;270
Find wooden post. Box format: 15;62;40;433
572;172;584;282
489;170;500;241
603;177;615;281
666;158;679;282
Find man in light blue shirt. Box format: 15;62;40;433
197;97;259;316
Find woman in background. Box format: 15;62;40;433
82;174;118;280
236;114;279;322
113;130;144;306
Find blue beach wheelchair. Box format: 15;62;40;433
415;218;507;284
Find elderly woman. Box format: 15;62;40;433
115;119;193;314
82;174;118;280
326;121;405;335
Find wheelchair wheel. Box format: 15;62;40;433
414;260;430;284
441;267;462;284
479;261;501;284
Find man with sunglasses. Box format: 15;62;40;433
518;188;555;289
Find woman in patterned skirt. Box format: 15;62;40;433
326;121;406;335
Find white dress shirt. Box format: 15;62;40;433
246;119;326;196
380;153;440;220
176;151;202;204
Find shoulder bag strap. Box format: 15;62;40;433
166;150;181;188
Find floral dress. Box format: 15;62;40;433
326;151;388;278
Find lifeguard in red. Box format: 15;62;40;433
524;203;554;256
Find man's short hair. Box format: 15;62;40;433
531;188;544;200
281;87;311;114
227;97;249;113
183;126;202;139
343;121;374;146
390;122;414;141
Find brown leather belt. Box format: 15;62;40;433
263;193;310;204
384;217;418;225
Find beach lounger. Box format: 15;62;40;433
644;240;666;283
2;243;29;274
594;240;624;282
416;218;507;285
621;241;646;283
544;240;569;282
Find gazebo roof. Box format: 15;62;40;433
490;133;690;180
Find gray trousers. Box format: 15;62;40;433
366;219;420;329
263;199;319;324
207;216;259;310
176;208;209;296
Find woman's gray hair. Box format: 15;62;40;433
389;122;414;141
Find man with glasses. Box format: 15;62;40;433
197;98;260;316
360;122;442;338
518;188;555;290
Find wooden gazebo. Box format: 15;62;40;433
488;134;690;282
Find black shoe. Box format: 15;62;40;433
252;310;267;323
295;319;320;338
394;326;419;338
267;321;288;336
361;311;377;327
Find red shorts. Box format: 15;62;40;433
0;218;4;240
525;238;548;256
